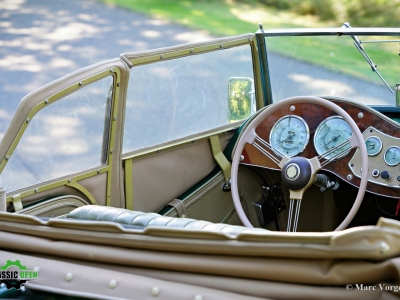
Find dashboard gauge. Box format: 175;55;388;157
314;116;352;160
365;136;382;156
384;146;400;166
269;115;309;157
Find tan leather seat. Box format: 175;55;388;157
67;205;267;235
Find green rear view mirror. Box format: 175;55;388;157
228;77;255;122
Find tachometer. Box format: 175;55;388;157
269;115;309;157
314;116;352;160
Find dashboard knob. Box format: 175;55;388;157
381;170;391;180
371;169;380;178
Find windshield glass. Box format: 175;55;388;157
264;34;399;105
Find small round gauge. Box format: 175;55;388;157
365;136;382;156
314;116;352;160
384;146;400;166
269;115;310;157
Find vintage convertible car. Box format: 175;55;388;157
1;25;400;299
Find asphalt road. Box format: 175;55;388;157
0;0;394;143
0;0;213;140
267;52;391;105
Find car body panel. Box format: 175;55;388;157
1;27;400;299
1;213;400;299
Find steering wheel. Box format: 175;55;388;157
231;96;368;232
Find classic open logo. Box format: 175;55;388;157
0;260;38;290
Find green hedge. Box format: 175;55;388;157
250;0;400;27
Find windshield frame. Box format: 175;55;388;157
255;28;400;106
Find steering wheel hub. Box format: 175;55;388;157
285;164;300;180
282;157;311;190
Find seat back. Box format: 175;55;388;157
67;205;267;234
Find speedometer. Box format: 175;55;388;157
314;116;352;160
269;115;309;157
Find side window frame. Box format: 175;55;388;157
0;66;124;211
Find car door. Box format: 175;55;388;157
0;58;129;213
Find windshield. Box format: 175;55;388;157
263;32;400;105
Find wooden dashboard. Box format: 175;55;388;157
241;99;400;198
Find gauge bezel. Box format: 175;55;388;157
383;146;400;166
313;116;352;160
269;115;310;157
365;136;383;157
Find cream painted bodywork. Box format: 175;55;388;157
1;212;400;299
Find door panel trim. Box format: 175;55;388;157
122;123;242;160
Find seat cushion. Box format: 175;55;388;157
67;206;267;235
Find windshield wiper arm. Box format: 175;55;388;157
342;22;394;94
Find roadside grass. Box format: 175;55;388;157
100;0;336;36
267;35;399;86
101;0;398;88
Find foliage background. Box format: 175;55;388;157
250;0;400;27
102;0;400;38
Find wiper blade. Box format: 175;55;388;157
342;22;394;94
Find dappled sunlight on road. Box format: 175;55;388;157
289;73;355;95
23;42;52;51
141;30;161;38
287;73;386;105
44;23;101;42
0;109;11;120
0;0;213;142
49;57;76;69
0;54;42;72
0;75;112;191
146;19;169;26
21;135;90;156
0;0;25;10
173;31;213;43
117;39;147;49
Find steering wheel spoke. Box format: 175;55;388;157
287;198;302;232
317;134;359;168
252;135;286;166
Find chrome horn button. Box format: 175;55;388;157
285;163;301;181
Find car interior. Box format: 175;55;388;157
0;31;400;235
2;28;400;300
